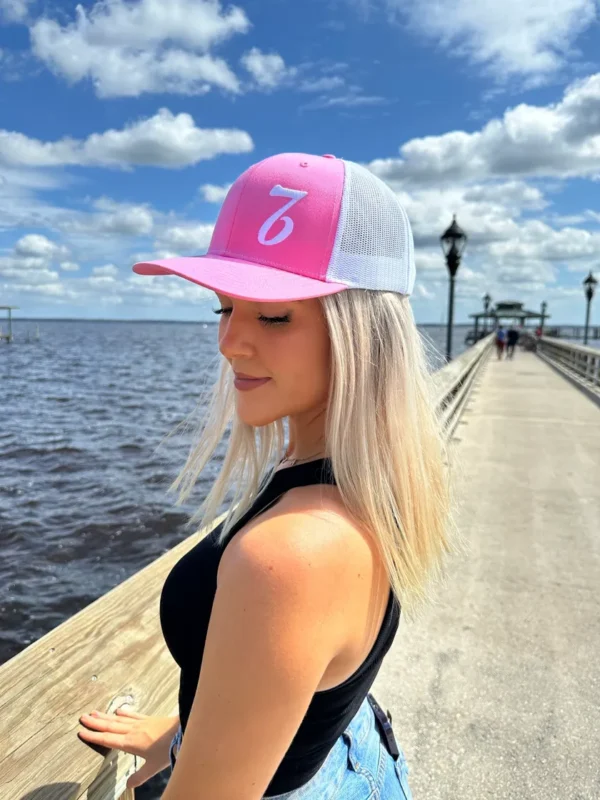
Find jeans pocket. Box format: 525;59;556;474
341;727;377;797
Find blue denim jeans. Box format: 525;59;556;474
169;694;413;799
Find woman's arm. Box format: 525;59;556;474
162;511;351;800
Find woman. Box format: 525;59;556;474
78;153;456;798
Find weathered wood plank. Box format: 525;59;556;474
0;512;226;799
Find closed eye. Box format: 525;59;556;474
212;308;291;326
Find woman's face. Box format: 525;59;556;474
215;293;331;427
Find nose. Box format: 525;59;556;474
218;311;255;362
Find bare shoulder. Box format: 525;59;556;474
172;487;384;796
218;483;384;651
221;483;377;581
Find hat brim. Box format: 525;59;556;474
132;255;349;303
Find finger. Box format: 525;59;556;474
80;715;130;734
78;726;130;752
83;711;130;723
115;707;147;719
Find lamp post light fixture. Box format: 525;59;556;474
540;301;547;335
483;293;492;334
583;271;597;346
441;215;468;361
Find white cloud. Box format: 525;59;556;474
414;283;434;299
65;199;155;236
488;222;600;263
548;211;600;226
30;0;249;98
396;184;522;248
463;181;547;210
126;273;213;302
60;261;80;272
0;108;254;169
0;252;61;284
367;72;600;188
240;48;293;89
299;76;346;93
0;0;30;22
389;176;600;302
15;233;69;259
158;223;215;253
132;249;180;262
199;183;232;203
415;250;447;274
302;85;386;110
0;266;61;284
0;234;71;290
355;0;597;83
495;262;558;285
92;264;119;277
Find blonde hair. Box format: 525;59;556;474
168;289;461;620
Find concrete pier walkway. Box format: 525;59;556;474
374;352;600;799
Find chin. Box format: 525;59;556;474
235;401;284;428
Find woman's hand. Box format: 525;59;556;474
78;706;179;789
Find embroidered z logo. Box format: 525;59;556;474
258;185;308;246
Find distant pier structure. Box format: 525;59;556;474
0;306;18;343
0;307;40;343
465;300;547;344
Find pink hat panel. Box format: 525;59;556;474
208;153;345;282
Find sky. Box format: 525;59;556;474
0;0;599;324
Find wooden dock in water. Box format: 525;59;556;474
0;335;598;799
0;306;18;343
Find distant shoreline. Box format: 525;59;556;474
6;318;590;327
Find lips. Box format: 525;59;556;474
234;372;268;380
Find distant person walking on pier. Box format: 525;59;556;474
495;326;507;359
506;326;520;359
79;154;457;799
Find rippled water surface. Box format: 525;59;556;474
0;318;466;797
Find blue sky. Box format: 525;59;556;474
1;0;599;324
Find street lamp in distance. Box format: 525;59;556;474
540;301;547;335
583;271;597;345
441;215;468;362
483;293;492;334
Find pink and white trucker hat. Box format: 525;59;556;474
132;153;415;302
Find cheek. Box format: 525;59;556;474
278;330;330;400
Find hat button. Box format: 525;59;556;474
322;154;336;159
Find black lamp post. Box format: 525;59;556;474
483;293;492;335
441;215;467;361
540;301;547;335
583;271;597;345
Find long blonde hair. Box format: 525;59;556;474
167;289;461;620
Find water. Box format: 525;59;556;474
0;319;466;796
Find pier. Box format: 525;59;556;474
0;306;18;343
0;334;598;798
374;343;600;799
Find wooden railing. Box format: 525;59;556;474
0;518;231;800
0;337;493;799
534;336;600;402
432;333;494;437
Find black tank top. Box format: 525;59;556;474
160;458;401;796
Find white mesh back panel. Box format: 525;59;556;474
327;161;415;296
